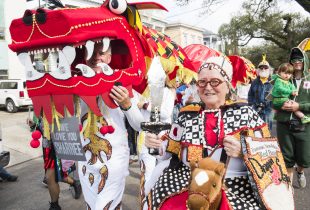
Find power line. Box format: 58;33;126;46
166;5;211;19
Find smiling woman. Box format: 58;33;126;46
144;55;278;210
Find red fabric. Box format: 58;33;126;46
160;191;188;210
156;189;231;210
204;113;224;147
43;146;55;170
142;27;196;72
228;55;256;88
183;44;222;72
128;2;168;11
31;95;53;123
9;4;198;117
53;94;74;116
176;93;183;104
219;189;232;210
10;5;147;99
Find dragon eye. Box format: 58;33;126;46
109;0;127;14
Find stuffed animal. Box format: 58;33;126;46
187;158;226;210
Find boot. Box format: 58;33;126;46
49;201;61;210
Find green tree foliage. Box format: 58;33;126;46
218;0;310;55
241;43;289;69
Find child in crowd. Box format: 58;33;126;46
272;63;310;124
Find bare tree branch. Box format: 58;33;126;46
295;0;310;13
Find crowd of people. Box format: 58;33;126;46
0;43;310;210
2;0;309;209
2;41;309;210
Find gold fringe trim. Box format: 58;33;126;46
261;125;271;137
42;113;50;140
144;56;152;75
233;129;254;140
166;139;181;155
180;104;202;113
75;95;81;118
137;131;146;155
159;57;197;85
83;110;99;139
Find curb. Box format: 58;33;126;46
6;155;43;169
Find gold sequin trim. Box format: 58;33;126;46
180;104;201;113
166;139;181;155
12;16;122;44
187;145;203;162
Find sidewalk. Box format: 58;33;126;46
0;109;42;167
1;109;310;209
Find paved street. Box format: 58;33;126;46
0;109;310;210
0;108;139;210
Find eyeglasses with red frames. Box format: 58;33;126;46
196;78;224;88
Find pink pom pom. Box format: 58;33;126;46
100;126;109;135
30;139;40;148
107;126;115;134
31;130;42;140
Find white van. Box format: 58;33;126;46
0;79;32;113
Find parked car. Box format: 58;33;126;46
0;79;32;113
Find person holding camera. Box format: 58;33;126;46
275;47;310;189
248;55;273;130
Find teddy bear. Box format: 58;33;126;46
187;157;226;210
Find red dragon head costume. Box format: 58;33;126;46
9;0;196;127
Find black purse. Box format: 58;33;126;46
289;118;305;132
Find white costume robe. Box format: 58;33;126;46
78;97;143;210
137;88;175;210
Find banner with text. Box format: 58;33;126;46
51;117;86;161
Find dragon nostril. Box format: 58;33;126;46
22;10;33;26
36;9;47;24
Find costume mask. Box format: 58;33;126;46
9;1;196;126
259;70;269;78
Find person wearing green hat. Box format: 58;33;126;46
275;47;310;189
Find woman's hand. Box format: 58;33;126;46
223;135;242;158
109;85;131;110
145;132;162;149
282;100;300;112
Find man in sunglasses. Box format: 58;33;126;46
275;47;310;189
248;55;273;131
